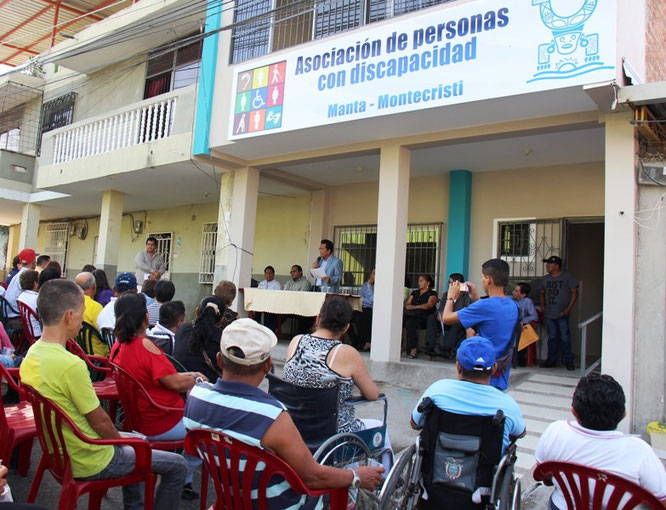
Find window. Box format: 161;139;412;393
231;0;273;64
0;128;20;152
146;232;173;276
41;93;76;135
333;222;443;292
314;0;363;39
45;223;70;273
144;38;202;99
495;219;562;280
199;223;218;284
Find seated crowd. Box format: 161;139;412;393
1;249;664;509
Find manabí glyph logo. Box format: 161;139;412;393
528;0;612;83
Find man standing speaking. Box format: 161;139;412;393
311;239;342;292
135;236;167;284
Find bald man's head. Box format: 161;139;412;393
75;271;96;297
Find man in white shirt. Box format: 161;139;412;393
97;272;138;330
535;373;666;509
17;269;41;337
135;236;166;285
5;248;37;319
256;266;280;332
147;301;185;355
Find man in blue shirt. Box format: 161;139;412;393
411;337;526;452
442;259;519;391
311;239;343;292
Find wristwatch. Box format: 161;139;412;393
348;468;361;489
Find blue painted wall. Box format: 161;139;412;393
445;170;472;280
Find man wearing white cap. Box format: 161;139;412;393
184;318;383;508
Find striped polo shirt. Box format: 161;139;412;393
184;379;322;510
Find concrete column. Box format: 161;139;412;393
445;170;472;280
370;144;411;363
601;112;637;433
214;167;259;316
19;203;40;250
307;189;330;271
95;190;124;279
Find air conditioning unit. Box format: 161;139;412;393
638;160;666;186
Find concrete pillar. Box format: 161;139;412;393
19;203;40;250
601;112;637;433
445;170;472;280
370;144;411;363
307;189;330;271
214;167;259;316
95;190;124;279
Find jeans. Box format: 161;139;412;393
545;316;574;363
77;445;187;510
147;418;201;484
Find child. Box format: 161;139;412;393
511;282;538;366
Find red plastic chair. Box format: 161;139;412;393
0;362;36;477
185;428;348;510
22;384;156;510
534;461;664;509
110;362;184;450
17;301;40;354
0;281;7;290
65;340;118;423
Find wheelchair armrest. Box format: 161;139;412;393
345;393;386;404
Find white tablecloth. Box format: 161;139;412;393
242;288;362;316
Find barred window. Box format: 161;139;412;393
231;0;273;64
45;222;70;273
199;223;218;284
314;0;363;39
41;93;76;135
145;37;202;99
499;222;530;257
334;222;443;292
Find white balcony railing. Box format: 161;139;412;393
51;96;176;164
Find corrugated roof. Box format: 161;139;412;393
0;0;131;67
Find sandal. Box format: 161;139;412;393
407;350;418;359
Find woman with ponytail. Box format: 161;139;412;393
173;295;227;383
109;293;206;500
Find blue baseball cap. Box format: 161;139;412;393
457;337;496;372
115;272;137;292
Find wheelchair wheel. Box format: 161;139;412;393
313;433;371;468
494;464;517;510
379;444;417;510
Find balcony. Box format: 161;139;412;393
37;85;196;188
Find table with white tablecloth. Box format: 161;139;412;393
242;288;362;316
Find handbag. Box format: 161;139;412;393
518;324;539;351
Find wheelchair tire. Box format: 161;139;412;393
379;444;417;510
494;464;516;510
313;433;371;468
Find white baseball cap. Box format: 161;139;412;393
220;318;277;366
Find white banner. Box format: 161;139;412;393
228;0;616;139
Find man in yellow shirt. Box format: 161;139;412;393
75;271;107;356
20;279;187;510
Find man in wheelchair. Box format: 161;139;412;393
383;337;526;509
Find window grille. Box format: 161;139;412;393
199;223;218;284
0;128;20;152
496;219;562;280
231;0;273;64
146;232;173;277
45;223;70;273
333;222;443;293
41;93;76;135
314;0;363;39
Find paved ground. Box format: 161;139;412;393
5;349;578;508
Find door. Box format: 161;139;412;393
564;220;604;364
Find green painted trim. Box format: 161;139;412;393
445;170;472;280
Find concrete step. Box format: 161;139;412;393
526;373;579;386
514;381;575;397
509;390;573;409
515;451;536;472
524;418;554;435
516;433;541;451
520;403;571;422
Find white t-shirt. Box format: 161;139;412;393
535;420;666;509
258;279;281;290
97;297;117;330
17;289;41;337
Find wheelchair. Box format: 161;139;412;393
267;372;393;470
379;397;520;510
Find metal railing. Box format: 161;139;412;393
578;311;602;377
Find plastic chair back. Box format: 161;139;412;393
76;322;104;356
267;373;338;452
0;294;18;322
18;301;40;345
185;428;348;510
533;461;664;510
